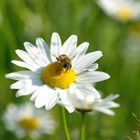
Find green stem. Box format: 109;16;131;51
61;107;71;140
80;112;86;140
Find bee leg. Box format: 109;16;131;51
65;67;70;73
65;69;68;73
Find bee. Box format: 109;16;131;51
56;54;72;72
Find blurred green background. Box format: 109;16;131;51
0;0;140;140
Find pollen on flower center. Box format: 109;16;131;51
42;62;76;89
118;7;132;20
18;117;39;130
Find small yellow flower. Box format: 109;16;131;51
3;103;56;138
118;6;132;20
97;0;140;21
18;117;39;130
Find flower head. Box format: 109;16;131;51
97;0;140;21
68;91;119;116
2;103;56;138
6;32;110;113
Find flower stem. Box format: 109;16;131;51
61;107;71;140
80;112;86;140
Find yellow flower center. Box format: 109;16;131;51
76;97;94;113
85;100;94;108
42;62;76;89
18;117;39;130
118;7;132;20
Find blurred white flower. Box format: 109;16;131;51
97;0;140;21
122;23;140;64
3;103;56;138
5;32;110;113
68;92;119;116
123;34;140;64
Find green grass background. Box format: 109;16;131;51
0;0;140;140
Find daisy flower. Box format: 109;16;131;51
97;0;140;21
123;33;140;65
6;32;110;113
2;103;56;138
68;91;119;116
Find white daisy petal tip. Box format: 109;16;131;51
114;103;120;108
114;94;120;98
45;102;56;111
82;42;89;50
45;105;52;111
52;32;59;35
52;32;61;39
36;37;44;42
71;35;78;44
35;101;44;109
23;41;30;47
45;97;59;111
107;94;120;101
15;49;21;55
11;60;19;65
106;73;110;79
67;107;75;113
5;73;11;79
101;73;110;80
36;37;47;48
71;34;77;39
107;111;115;116
97;51;103;57
85;42;89;46
10;84;16;89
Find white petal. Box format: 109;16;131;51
45;92;59;110
71;42;89;58
71;42;89;65
101;94;120;108
5;71;40;80
15;49;39;69
11;60;37;71
10;79;42;89
24;42;46;66
76;42;89;55
16;87;36;97
101;102;120;108
79;63;99;72
72;51;103;74
30;91;40;101
103;94;119;102
61;35;77;56
85;63;99;71
94;107;115;116
36;37;52;64
34;86;59;110
58;85;75;113
93;94;119;115
76;84;101;98
50;32;62;61
76;71;110;83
